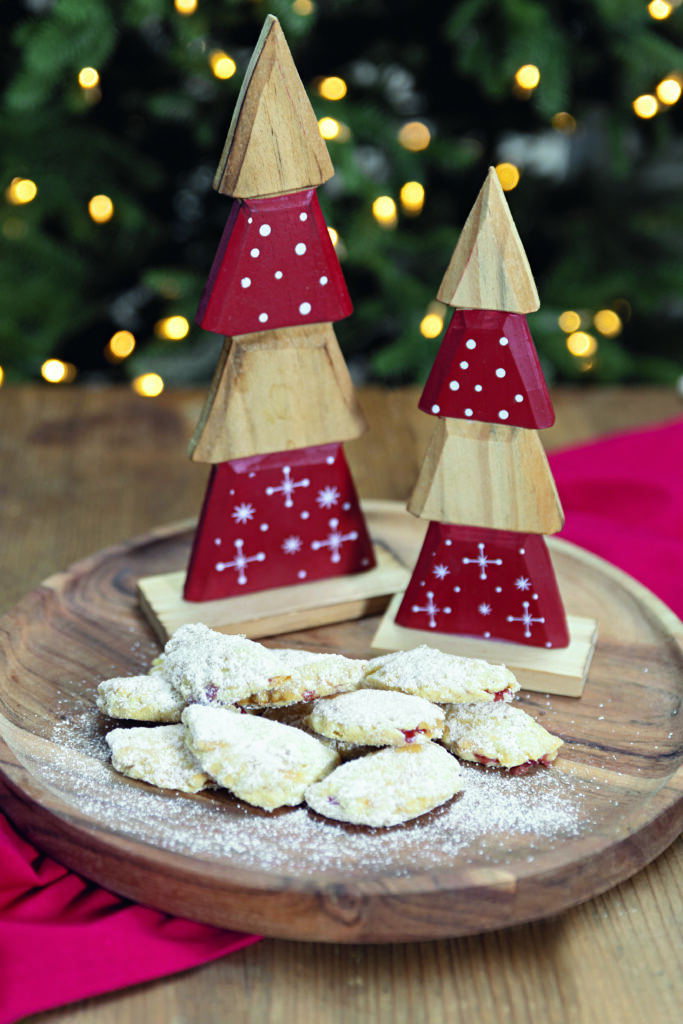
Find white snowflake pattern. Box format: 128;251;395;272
316;485;340;509
432;563;450;580
311;518;358;563
411;590;452;629
215;539;266;586
515;576;531;591
265;466;310;508
507;601;545;638
282;535;302;555
462;542;503;581
231;502;255;524
478;603;492;616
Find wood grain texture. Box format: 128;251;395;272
437;168;540;313
189;325;367;462
407;418;565;533
1;501;682;946
212;15;334;198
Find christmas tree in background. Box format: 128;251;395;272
2;0;683;390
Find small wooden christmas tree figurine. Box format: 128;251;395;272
138;15;408;641
373;169;597;696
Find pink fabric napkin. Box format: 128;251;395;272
0;414;681;1023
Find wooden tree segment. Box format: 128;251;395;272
407;419;565;534
213;15;334;198
437;168;540;314
418;309;554;429
394;522;570;648
184;443;376;602
196;189;352;338
189;324;367;463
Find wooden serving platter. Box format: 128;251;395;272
1;500;682;944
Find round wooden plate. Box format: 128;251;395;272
1;500;682;944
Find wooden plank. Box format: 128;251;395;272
138;542;410;643
213;15;334;198
372;592;597;697
437;167;540;314
189;324;367;462
407;418;565;534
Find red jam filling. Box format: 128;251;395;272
205;683;218;702
474;753;500;766
509;755;553;776
301;690;317;702
400;727;426;743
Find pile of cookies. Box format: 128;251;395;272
98;623;563;827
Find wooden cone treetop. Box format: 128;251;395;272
213;14;334;199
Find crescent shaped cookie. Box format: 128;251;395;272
363;645;519;703
306;689;444;747
441;701;563;769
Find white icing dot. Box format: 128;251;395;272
229;490;235;495
274;270;283;279
214;538;221;545
444;606;452;614
240;277;251;288
258;313;269;323
532;593;538;600
519;547;526;555
298;570;307;579
299;302;312;315
499;336;509;346
259;523;269;532
454;586;461;593
248;472;256;478
466;339;476;349
495;368;506;378
326;455;335;464
301;510;310;520
299;212;308;221
445;539;452;546
431;404;440;414
484;631;491;639
449;380;460;391
460;361;469;370
295;242;307;255
330;518;339;529
464;408;473;417
515;394;524;402
250;248;260;258
259;224;271;236
495;586;502;593
248;217;253;224
474;384;483;392
498;409;509;420
342;502;351;510
319;275;328;285
545;642;553;648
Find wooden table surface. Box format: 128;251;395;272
2;383;682;1024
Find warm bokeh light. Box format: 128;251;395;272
132;373;164;397
292;0;315;13
372;196;398;228
155;315;190;340
551;111;577;133
318;76;347;100
209;51;236;80
0;366;4;387
41;359;76;383
656;76;682;105
558;310;582;333
398;121;431;151
495;163;520;191
78;67;99;89
515;65;541;90
174;0;197;13
593;309;623;337
318;117;340;140
566;331;598;357
400;181;425;214
88;194;114;222
420;313;444;339
105;330;136;362
633;94;659;119
6;178;37;204
327;226;339;246
648;0;672;19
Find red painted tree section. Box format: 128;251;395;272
184;443;375;602
418;309;554;429
196;188;352;337
395;522;569;648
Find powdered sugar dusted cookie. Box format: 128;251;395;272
307;689;444;747
364;645;519;703
238;649;367;708
96;674;185;723
182;704;339;811
106;724;211;793
441;702;563;769
305;742;463;827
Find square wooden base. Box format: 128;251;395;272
371;593;598;697
137;543;410;644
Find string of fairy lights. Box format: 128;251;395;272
2;0;681;393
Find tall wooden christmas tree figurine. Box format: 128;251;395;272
139;15;408;641
373;168;597;696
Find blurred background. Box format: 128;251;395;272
2;0;683;396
